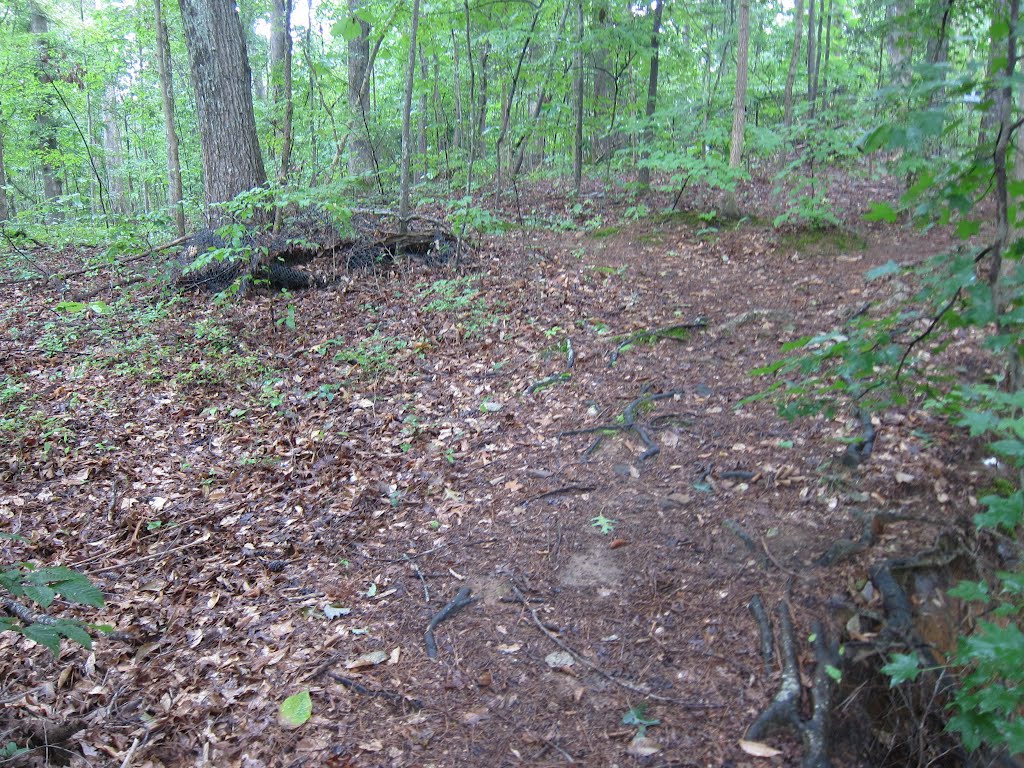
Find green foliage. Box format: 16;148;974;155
591;514;616;534
0;562;105;654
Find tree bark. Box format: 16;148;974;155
271;0;293;232
102;87;127;214
154;0;185;236
806;0;816;105
638;0;664;191
30;2;63;209
451;31;464;152
783;0;803;127
0;131;9;221
725;0;750;217
177;0;267;213
729;0;750;169
886;0;911;89
573;0;584;193
347;0;373;175
399;0;421;236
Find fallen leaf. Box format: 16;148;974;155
626;735;662;757
345;650;388;669
544;651;575;670
739;739;782;757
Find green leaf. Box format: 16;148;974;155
54;577;105;608
591;514;616;534
948;580;990;602
22;624;61;654
21;585;56;608
975;492;1023;531
864;202;899;223
280;690;312;726
882;652;922;685
956;220;982;239
866;260;901;281
55;621;93;649
825;664;843;682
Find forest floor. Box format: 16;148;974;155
0;174;1002;767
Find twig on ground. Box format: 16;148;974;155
609;320;708;365
405;554;430;603
559;387;681;461
527;484;596;502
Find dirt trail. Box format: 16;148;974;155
0;202;978;766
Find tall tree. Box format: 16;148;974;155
154;0;185;236
399;0;421;235
573;0;584;193
30;1;63;207
725;0;750;216
271;0;294;231
347;0;373;176
177;0;266;213
783;0;804;127
0;131;9;221
638;0;664;191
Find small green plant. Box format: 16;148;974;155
622;703;660;736
0;559;105;654
591;514;616;534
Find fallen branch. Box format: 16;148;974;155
559;387;681;461
609;320;708;366
424;586;478;659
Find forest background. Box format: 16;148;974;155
4;0;1024;764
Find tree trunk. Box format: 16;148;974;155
809;0;824;115
821;0;833;107
806;0;816;105
102;87;127;215
399;0;421;236
573;0;584;193
417;45;428;182
783;0;804;128
154;0;185;236
451;31;464;152
886;0;911;89
638;0;664;191
177;0;267;213
272;0;293;231
347;0;373;176
30;2;63;209
725;0;750;217
0;131;9;221
475;41;490;160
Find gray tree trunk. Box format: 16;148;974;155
30;2;63;208
177;0;267;213
102;87;127;214
638;0;664;191
573;0;584;193
154;0;185;236
399;0;422;236
783;0;803;127
0;131;9;221
347;0;373;176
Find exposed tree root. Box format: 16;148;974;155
558;386;681;461
747;600;839;768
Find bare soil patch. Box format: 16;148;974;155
0;179;997;767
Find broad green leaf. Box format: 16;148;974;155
975;493;1023;531
864;202;899;223
55;621;93;649
948;580;990;602
22;624;61;654
280;690;312;726
882;652;922;685
54;578;105;608
866;260;901;280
